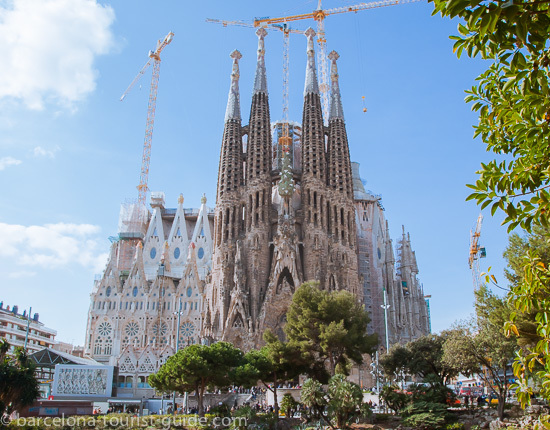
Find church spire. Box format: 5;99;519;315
216;50;244;202
225;50;242;122
326;50;353;198
253;28;268;94
328;51;344;120
301;27;325;182
304;28;320;95
246;28;272;186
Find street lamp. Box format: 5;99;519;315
173;298;185;414
381;287;390;352
24;306;32;350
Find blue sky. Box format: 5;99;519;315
0;0;509;344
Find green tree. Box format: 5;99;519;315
379;385;409;413
301;375;368;429
506;254;550;409
504;226;550;288
0;340;39;418
284;281;378;381
300;378;327;422
241;331;306;420
431;0;550;415
501;227;548;348
502;226;550;412
431;0;550;232
442;287;517;419
380;334;458;387
279;393;298;418
148;341;243;416
379;344;410;386
406;334;458;386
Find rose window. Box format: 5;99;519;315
180;322;195;338
125;322;139;337
152;322;168;336
97;322;112;337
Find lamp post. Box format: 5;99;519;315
24;306;32;350
173;298;184;414
158;263;165;414
381;288;390;352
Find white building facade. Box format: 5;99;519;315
0;303;56;354
84;193;213;397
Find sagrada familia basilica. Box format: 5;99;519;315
85;28;430;395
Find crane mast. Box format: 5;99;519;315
121;31;174;208
468;214;486;290
206;20;300;153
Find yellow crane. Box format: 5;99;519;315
206;19;300;153
468;214;486;290
208;0;423;157
120;31;174;208
251;0;423;121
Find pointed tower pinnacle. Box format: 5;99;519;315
328;50;344;120
304;28;319;95
253;28;268;94
225;50;242;122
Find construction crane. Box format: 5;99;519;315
120;31;174;208
252;0;423;122
468;214;486;290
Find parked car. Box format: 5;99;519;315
479;394;499;404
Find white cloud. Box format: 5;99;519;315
0;222;108;272
7;271;37;279
0;0;115;110
33;145;60;158
0;156;22;170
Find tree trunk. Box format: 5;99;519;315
328;352;335;376
497;369;508;420
273;372;279;424
497;395;505;419
196;380;204;417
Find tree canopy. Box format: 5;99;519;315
431;0;550;232
442;287;517;419
301;375;367;429
380;333;458;386
431;0;550;418
284;281;378;381
240;331;306;419
148;341;243;416
0;340;39;418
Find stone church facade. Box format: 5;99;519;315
84;28;429;394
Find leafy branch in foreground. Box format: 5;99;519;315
431;0;550;232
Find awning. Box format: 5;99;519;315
107;399;142;404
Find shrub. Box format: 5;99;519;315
446;423;465;430
401;401;452;430
380;385;410;413
280;394;298;418
374;413;391;422
209;402;231;417
402;411;446;429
